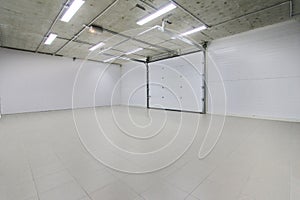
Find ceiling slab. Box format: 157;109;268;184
92;0;147;33
0;0;62;50
234;0;288;14
188;32;213;43
0;24;43;51
51;0;116;39
0;0;296;64
245;2;290;28
174;0;244;25
104;49;126;56
202;17;253;39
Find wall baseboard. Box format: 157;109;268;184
1;104;123;116
207;112;300;123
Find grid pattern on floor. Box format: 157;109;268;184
0;106;299;200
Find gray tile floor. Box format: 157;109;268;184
0;106;299;200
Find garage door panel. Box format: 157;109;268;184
149;52;205;112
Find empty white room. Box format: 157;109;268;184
0;0;300;200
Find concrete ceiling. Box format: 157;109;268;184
0;0;299;64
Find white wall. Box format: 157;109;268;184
0;48;121;114
120;62;147;107
207;20;300;121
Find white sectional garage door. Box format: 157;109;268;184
149;52;205;112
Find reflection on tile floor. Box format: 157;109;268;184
0;106;299;200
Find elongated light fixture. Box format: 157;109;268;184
44;33;57;45
61;0;85;22
137;3;176;25
89;42;105;51
180;25;207;36
119;57;130;61
125;48;143;55
104;56;119;63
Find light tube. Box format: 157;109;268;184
89;42;105;51
61;0;85;22
44;33;57;45
125;48;143;55
104;57;119;63
137;3;176;25
119;57;130;60
180;25;207;36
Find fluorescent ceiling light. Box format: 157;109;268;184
104;56;119;63
125;48;143;55
89;42;105;51
119;57;130;61
44;33;57;45
180;25;207;36
137;3;176;25
61;0;85;22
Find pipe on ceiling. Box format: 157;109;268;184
35;0;72;53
